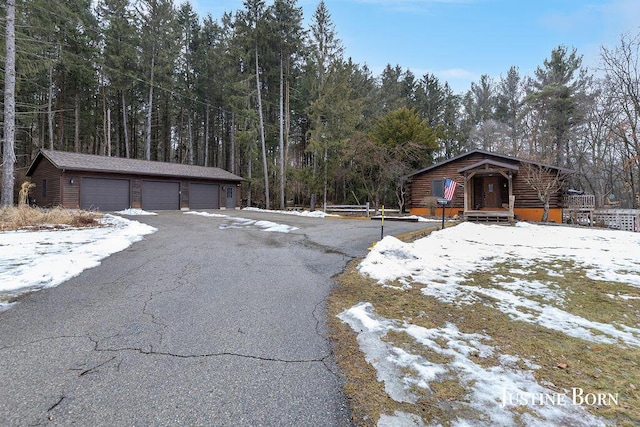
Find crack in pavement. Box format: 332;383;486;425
89;334;332;365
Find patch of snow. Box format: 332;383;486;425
350;222;640;425
243;206;328;218
187;210;299;233
359;222;640;347
0;215;156;310
377;411;426;427
114;208;157;216
184;211;229;218
340;302;608;427
219;217;298;233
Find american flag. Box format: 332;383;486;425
444;178;457;201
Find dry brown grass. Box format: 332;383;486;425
0;206;102;231
328;230;640;426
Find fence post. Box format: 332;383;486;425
366;202;370;217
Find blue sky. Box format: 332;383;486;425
191;0;640;93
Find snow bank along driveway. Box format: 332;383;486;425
341;222;640;426
0;215;156;311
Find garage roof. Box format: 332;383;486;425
26;149;243;182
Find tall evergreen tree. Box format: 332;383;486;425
239;0;271;208
139;0;177;161
271;0;304;209
526;45;589;166
305;0;344;210
97;0;138;158
495;66;524;155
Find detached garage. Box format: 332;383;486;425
26;149;243;211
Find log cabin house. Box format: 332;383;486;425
25;149;243;211
406;150;572;222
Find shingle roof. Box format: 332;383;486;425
406;149;573;178
26;149;243;182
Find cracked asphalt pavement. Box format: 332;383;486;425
0;210;429;426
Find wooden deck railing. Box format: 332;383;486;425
563;195;596;210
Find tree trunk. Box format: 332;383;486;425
255;44;270;209
247;156;253;208
48;65;54;150
122;91;130;158
102;83;108;156
279;54;286;209
204;105;210;167
145;53;155;161
187;112;194;165
542;200;550;222
106;108;111;156
74;92;80;153
1;0;16;206
229;112;236;174
310;153;317;211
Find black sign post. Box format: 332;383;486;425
437;198;448;229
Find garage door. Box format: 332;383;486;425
80;177;130;211
189;183;219;209
142;181;180;210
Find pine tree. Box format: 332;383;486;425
271;0;304;209
139;0;177;161
305;0;344;210
495;66;524;155
526;46;589;166
97;0;138;158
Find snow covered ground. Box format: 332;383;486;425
340;222;640;426
0;215;156;312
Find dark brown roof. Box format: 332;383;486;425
26;149;243;182
406;149;573;178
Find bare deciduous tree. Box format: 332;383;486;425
521;163;568;222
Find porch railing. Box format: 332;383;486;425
563;195;596;210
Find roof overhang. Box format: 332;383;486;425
457;159;520;174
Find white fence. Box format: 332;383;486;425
592;209;640;232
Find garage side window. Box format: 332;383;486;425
42;179;47;197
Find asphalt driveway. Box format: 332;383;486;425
0;210;430;426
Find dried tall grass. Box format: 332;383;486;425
0;206;102;231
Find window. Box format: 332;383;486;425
42;179;47;197
227;187;233;198
432;179;444;198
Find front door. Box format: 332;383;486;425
225;186;236;209
483;176;502;208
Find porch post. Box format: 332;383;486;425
463;173;469;213
508;171;514;216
